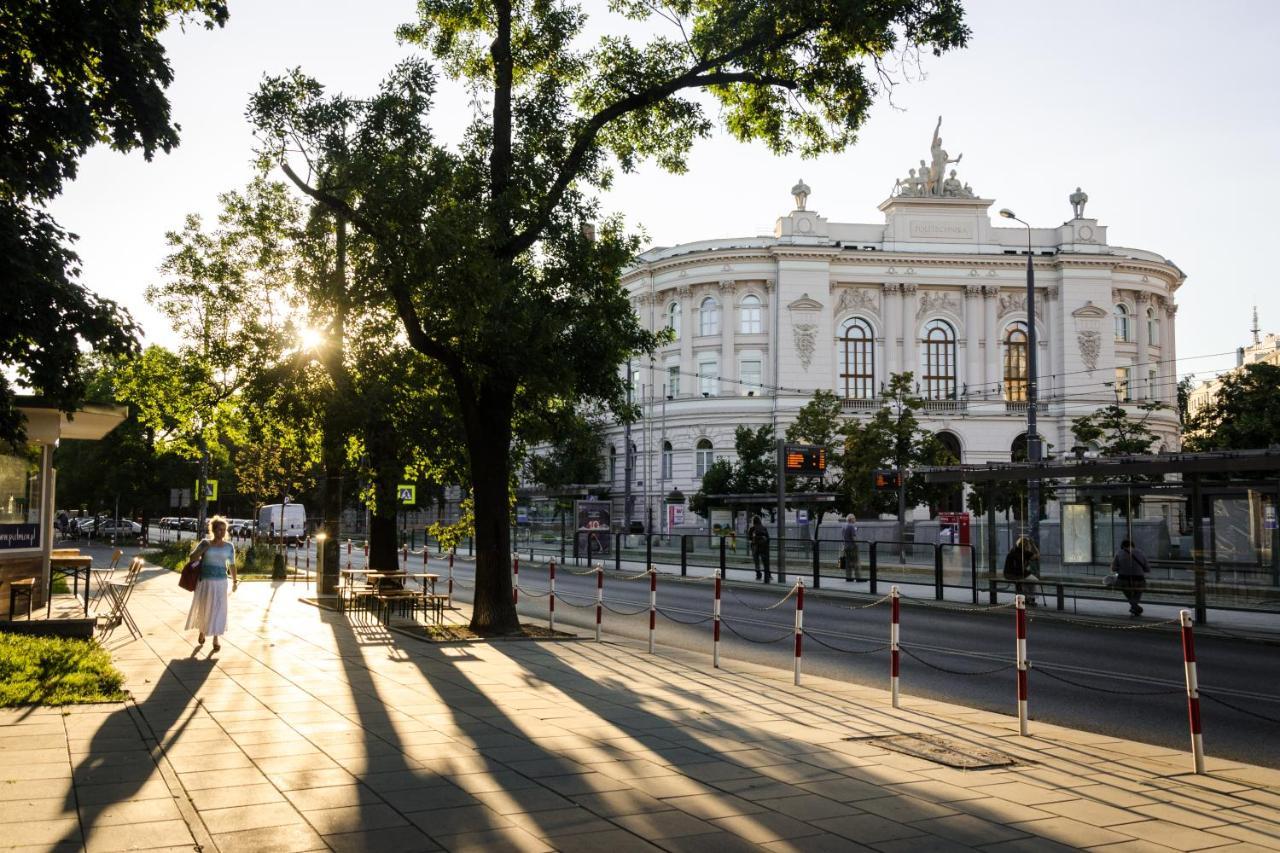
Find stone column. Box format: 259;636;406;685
882;283;901;378
719;280;737;394
982;285;1000;397
901;283;918;380
964;285;983;397
1165;300;1179;406
1046;286;1062;403
677;285;693;398
764;279;775;390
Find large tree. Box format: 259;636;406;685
1;0;227;446
251;0;969;632
1183;363;1280;452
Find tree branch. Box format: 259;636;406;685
279;161;376;235
385;272;462;374
502;33;805;260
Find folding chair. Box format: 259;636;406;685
91;549;124;611
99;557;143;640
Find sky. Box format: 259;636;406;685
48;0;1280;389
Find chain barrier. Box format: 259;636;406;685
452;577;475;590
553;591;597;609
725;584;798;612
1199;691;1280;725
1033;665;1185;696
719;617;794;645
1031;614;1181;631
1197;624;1280;643
520;586;551;598
802;629;890;655
836;594;893;611
656;607;714;626
617;569;655;581
898;645;1015;676
900;598;1015;614
568;566;602;576
601;600;650;616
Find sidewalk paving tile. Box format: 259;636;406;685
1109;819;1245;851
811;812;929;843
709;810;827;843
613;808;720;839
323;824;443;852
188;781;286;810
210;822;327;853
200;800;303;834
855;793;961;823
83;818;193;852
909;812;1030;845
429;824;555;853
302;802;408;834
1007;815;1136;847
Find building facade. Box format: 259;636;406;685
606;130;1184;530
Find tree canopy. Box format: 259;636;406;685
1184;363;1280;452
1;0;227;447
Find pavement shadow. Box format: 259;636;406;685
56;654;216;849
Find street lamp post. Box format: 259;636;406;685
999;208;1041;549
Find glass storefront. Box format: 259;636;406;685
0;450;42;549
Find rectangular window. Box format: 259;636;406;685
1148;369;1157;400
739;359;762;395
0;451;42;550
1115;366;1132;402
667;365;680;398
699;359;718;396
661;445;673;480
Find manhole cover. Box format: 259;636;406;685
847;733;1017;769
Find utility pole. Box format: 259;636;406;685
776;439;787;579
623;360;633;531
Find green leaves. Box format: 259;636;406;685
1184;363;1280;452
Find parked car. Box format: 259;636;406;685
98;520;142;538
180;517;199;532
257;503;307;545
158;517;180;530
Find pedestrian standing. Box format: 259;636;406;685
183;516;239;652
750;515;772;583
1002;536;1040;607
1111;539;1150;616
842;514;863;582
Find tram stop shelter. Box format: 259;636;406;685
0;398;127;619
920;449;1280;623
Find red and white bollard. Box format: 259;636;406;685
1015;594;1029;736
401;545;408;567
890;585;901;709
549;560;557;632
447;551;454;607
713;570;722;668
423;547;429;568
595;565;603;642
794;580;805;686
363;542;369;558
648;567;657;654
346;539;352;556
1180;610;1205;774
512;555;520;605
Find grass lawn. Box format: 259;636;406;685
0;634;126;707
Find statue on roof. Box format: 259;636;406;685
892;117;975;198
1070;186;1089;219
929;116;962;196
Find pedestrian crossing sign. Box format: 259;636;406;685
398;485;416;505
194;480;218;501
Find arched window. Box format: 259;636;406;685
922;319;957;400
1147;306;1159;345
739;294;762;334
662;441;673;480
935;431;964;513
609;446;617;483
667;301;681;340
699;296;720;336
1011;433;1028;463
1114;304;1130;342
1003;321;1029;402
695;438;714;478
838;317;875;399
936;431;962;463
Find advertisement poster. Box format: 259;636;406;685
667;504;686;531
575;500;612;556
0;524;39;550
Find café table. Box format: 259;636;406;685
49;554;93;616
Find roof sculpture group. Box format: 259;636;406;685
894;116;976;199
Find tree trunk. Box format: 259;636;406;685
465;389;519;635
365;418;401;571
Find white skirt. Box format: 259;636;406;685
185;578;229;636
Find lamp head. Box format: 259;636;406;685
999;208;1016;220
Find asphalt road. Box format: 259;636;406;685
458;558;1280;769
132;527;1280;767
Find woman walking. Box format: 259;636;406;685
183;516;238;651
1002;535;1040;607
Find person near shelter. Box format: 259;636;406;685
183;516;238;652
1002;536;1040;607
1111;539;1150;616
750;516;772;583
841;514;863;582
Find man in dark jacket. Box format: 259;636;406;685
750;516;771;583
1112;539;1150;616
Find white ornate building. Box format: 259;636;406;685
604;130;1184;528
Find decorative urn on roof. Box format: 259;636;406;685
791;179;811;211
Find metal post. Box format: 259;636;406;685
1015;594;1029;736
548;559;556;632
776;439;787;581
933;544;943;600
1191;474;1207;625
812;537;820;589
719;536;726;576
447;551;454;608
869;542;878;594
594;565;603;642
1180;610;1205;774
969;544;978;605
890;585;900;708
713;569;722;667
615;534;621;573
646;533;652;571
680;535;688;577
512;555;519;605
793;580;804;686
648;568;657;654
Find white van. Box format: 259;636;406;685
257;503;307;544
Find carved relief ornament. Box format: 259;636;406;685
916;290;960;318
834;287;880;316
996;292;1045;320
787;293;823;372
